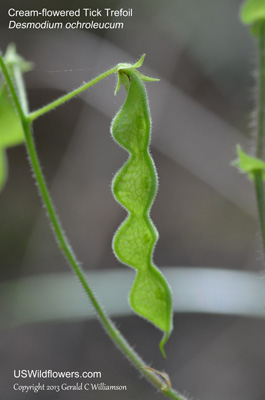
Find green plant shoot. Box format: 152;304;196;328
241;0;265;25
0;44;33;191
234;145;265;179
111;55;172;357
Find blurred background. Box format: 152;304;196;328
1;0;265;399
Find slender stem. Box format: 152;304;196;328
13;64;29;115
28;66;116;122
254;171;265;249
256;23;265;159
0;53;188;400
254;22;265;254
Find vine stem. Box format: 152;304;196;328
254;22;265;254
0;53;188;400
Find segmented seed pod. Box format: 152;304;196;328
111;56;172;356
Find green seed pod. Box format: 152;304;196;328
111;56;172;357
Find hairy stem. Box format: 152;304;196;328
0;52;188;400
28;66;116;122
254;22;265;254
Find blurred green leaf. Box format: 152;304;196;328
0;84;24;148
0;44;33;192
4;43;33;74
240;0;265;25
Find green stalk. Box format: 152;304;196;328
254;22;265;253
256;23;265;159
0;53;188;400
28;67;116;121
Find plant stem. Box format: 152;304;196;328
256;23;265;160
254;170;265;250
254;22;265;254
28;66;116;122
0;53;188;400
13;64;29;115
